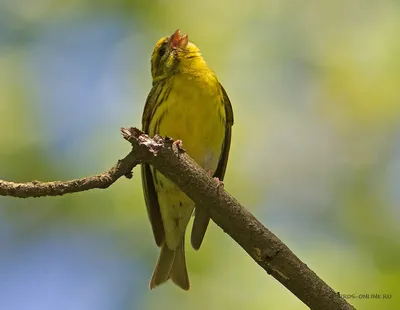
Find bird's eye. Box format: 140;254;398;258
158;46;167;57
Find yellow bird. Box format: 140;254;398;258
141;29;234;290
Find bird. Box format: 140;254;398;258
141;29;234;290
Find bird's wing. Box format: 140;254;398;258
191;83;234;250
214;83;234;180
141;83;166;247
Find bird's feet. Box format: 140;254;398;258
171;139;186;154
213;176;224;189
172;139;186;153
173;139;183;149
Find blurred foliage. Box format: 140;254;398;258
0;0;399;309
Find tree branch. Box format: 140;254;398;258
0;151;138;198
0;127;354;310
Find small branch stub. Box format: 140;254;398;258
121;127;163;156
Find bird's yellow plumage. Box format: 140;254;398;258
141;29;233;290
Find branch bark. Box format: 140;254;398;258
0;127;355;310
0;151;138;197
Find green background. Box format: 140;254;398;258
0;1;399;309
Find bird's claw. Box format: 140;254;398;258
172;139;186;153
213;177;224;189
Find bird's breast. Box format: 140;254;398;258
149;73;226;171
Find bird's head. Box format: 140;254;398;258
150;29;205;82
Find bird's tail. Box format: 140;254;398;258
149;238;190;290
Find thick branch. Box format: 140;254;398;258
123;128;354;310
0;127;354;310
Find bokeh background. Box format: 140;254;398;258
0;1;399;309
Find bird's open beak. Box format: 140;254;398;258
170;29;188;49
